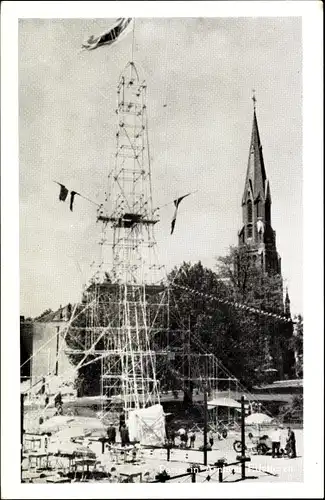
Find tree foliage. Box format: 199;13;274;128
64;246;297;398
290;315;303;378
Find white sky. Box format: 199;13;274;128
19;17;303;317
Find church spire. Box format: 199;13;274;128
284;287;291;318
242;92;267;204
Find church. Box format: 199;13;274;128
236;96;294;379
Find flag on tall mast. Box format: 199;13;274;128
82;18;133;51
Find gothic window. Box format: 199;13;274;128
265;201;270;224
247;224;253;238
247;200;253;223
256;200;261;218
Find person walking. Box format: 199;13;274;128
287;427;297;458
271;426;281;458
189;430;196;449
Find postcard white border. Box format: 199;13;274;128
1;1;323;498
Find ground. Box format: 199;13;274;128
22;427;303;483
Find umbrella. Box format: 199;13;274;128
208;397;241;408
39;416;76;433
245;412;273;425
73;446;96;459
54;426;92;441
40;416;106;434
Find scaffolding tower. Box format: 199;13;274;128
65;61;239;423
67;62;168;417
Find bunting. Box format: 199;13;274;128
58;183;68;201
82;18;133;51
171;193;191;235
171;282;294;324
54;182;81;212
70;191;80;212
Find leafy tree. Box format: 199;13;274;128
290;315;303;378
216;244;284;313
34;308;53;321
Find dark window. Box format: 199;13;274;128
265;201;270;223
247;200;253;223
247;224;253;238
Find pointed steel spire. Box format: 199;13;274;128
252;89;257;110
284;287;291;318
243;94;267;203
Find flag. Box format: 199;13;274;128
170;193;191;235
57;183;69;202
70;191;80;212
82;18;133;51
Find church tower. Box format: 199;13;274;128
238;95;282;276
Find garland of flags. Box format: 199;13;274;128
171;282;295;324
54;181;101;212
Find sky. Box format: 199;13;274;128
19;17;303;318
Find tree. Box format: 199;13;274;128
290;315;303;378
216;244;284;313
167;260;267;392
216;245;294;381
34;308;53;321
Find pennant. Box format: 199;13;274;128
70;191;80;212
57;183;69;202
82;18;133;51
170;193;191;235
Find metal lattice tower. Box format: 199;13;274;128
86;61;167;416
65;61;238;424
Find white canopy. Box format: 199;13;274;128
128;404;166;446
245;412;274;425
208;397;241;408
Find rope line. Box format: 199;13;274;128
170;282;294;324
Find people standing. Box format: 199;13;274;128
169;428;176;447
189;430;196;449
279;424;286;456
184;430;188;449
107;423;116;445
120;424;126;447
209;431;214;449
120;424;130;447
287;427;297;458
270;426;281;458
119;411;126;432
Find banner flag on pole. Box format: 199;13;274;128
170;193;191;235
82;18;133;51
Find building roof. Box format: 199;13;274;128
253;379;303;390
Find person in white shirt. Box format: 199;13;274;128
279;424;286;455
270;427;281;458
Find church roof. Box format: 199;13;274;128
242;109;267;203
